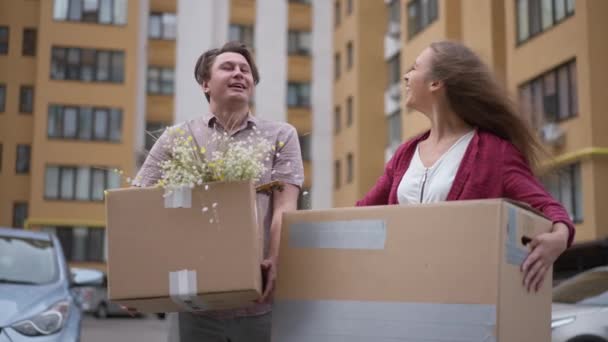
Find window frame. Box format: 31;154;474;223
53;0;128;26
287;30;312;56
287;82;311;108
407;0;439;39
517;59;577;127
19;85;34;114
44;164;117;202
22;28;37;56
47;104;123;142
12;202;28;229
516;0;576;46
51;46;125;84
15;144;31;174
148;12;177;40
0;26;8;55
0;84;6;113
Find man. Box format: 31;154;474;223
134;41;303;341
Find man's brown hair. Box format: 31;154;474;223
194;41;260;103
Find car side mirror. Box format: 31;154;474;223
70;268;104;287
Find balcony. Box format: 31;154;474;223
384;22;401;60
384;82;401;116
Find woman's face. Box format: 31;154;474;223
403;47;436;114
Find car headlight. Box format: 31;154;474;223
11;300;70;336
551;316;576;330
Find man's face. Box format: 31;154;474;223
203;52;255;106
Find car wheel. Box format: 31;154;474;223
568;336;608;342
95;303;108;319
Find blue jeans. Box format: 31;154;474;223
177;312;271;342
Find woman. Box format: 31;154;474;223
357;41;574;293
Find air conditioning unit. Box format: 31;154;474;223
387;22;401;38
540;123;565;146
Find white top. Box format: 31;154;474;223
397;131;476;204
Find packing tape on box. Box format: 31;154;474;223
289;220;387;250
505;206;529;266
164;187;192;208
169;270;209;311
272;300;497;342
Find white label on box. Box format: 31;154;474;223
164;187;192;208
505;206;529;266
289;220;387;250
169;269;209;311
272;300;497;342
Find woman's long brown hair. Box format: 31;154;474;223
428;41;544;170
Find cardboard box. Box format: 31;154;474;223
273;200;553;342
105;181;263;313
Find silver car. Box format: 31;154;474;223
552;266;608;342
0;227;93;341
71;269;134;319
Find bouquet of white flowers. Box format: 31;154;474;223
156;125;273;191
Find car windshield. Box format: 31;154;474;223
553;270;608;306
0;235;59;285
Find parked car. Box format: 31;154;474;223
552;266;608;342
0;227;99;341
70;269;135;319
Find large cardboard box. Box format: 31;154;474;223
273;200;553;342
105;181;263;313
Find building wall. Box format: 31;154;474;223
0;0;38;227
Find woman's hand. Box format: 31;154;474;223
521;223;569;292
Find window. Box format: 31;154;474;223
388;0;401;28
334;53;341;80
22;28;37;56
47;104;123;142
145;121;169;151
290;0;312;4
19;86;34;114
53;0;128;25
335;1;341;28
0;26;8;55
0;84;5;112
16;145;31;174
287;82;311;108
346;153;354;183
387;110;402;150
541;163;583;223
407;0;438;38
287;31;312;56
12;202;28;228
334;160;341;189
149;12;177;40
518;60;577;127
334;106;341;134
299;135;311;161
347;0;353;14
228;25;254;48
517;0;575;44
51;47;125;83
45;226;106;262
346;96;354;127
147;67;174;95
388;53;401;86
45;165;121;201
346;41;353;70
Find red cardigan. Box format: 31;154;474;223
356;130;575;247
